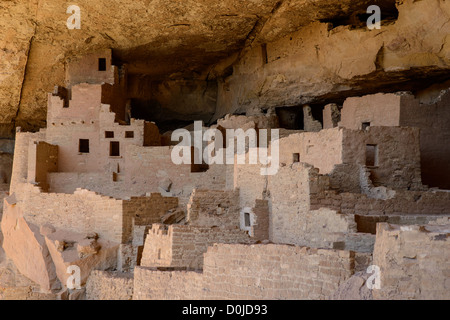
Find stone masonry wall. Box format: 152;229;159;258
341;126;422;190
277;129;343;175
339;93;402;129
399;91;450;189
12;184;180;244
122;193;178;243
13;184;124;243
311;189;450;216
86;270;134;300
373;223;450;300
133;268;204;300
133;243;355;300
187;189;240;228
140;224;253;270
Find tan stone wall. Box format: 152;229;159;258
140;224;172;267
277;126;422;190
12;182;181;245
13;184;124;243
277;129;343;174
133;267;204;300
373;223;450;300
47;145;229;206
234;154;267;209
267;163;350;246
342;126;422;190
66;49;115;87
203;244;354;300
86;270;133;300
46;99;145;174
140;224;253;270
311;188;450;216
187;189;240;228
339;93;402;129
133;243;355;300
339;91;450;190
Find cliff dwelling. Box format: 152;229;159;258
0;0;449;302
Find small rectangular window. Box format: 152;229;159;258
362;122;371;130
105;131;114;138
110;141;120;157
98;58;106;71
293;153;300;163
244;212;251;227
125;131;134;138
79;139;89;153
366;144;378;167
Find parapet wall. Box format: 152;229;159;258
133;243;355;300
373;223;450;300
140;224;253;270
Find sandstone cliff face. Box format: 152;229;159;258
214;0;450;118
3;0;447;135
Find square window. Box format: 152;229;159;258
79;139;89;153
293;153;300;163
105;131;114;138
110;141;120;157
125;131;134;138
362;122;371;130
98;58;106;71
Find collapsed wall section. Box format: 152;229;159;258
187;189;240;228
